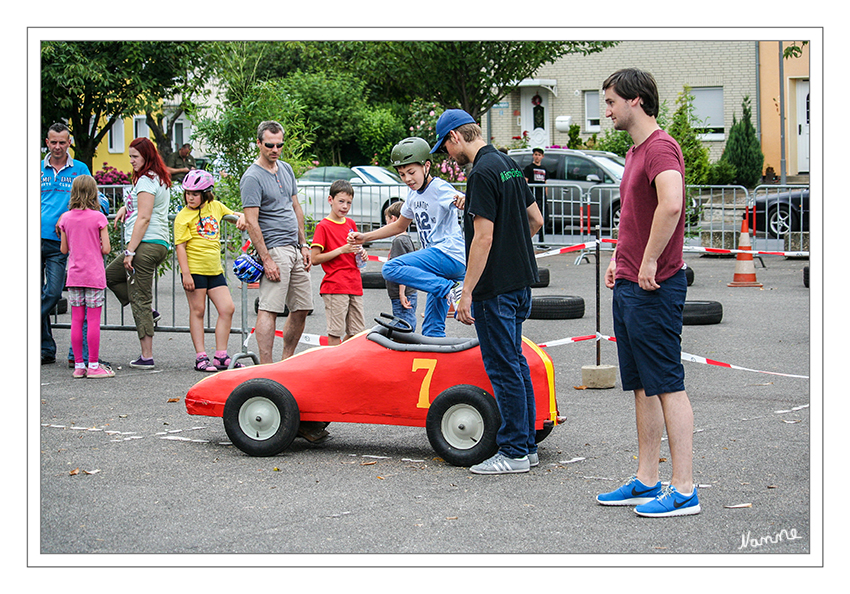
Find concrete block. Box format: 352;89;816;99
581;364;618;389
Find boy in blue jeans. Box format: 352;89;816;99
348;136;464;337
383;200;418;330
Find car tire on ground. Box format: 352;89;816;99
361;271;386;289
425;385;500;467
223;379;300;457
529;295;585;320
530;267;550;288
803;266;809;288
685;266;694;286
682;300;723;325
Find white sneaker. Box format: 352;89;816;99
447;281;463;317
470;452;530;474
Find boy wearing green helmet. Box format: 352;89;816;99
348;136;465;337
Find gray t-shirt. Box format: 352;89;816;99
239;162;299;249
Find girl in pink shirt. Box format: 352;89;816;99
59;175;113;378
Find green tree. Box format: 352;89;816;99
308;41;618;121
667;87;711;186
41;41;213;171
192;79;315;212
721;95;764;188
278;70;369;165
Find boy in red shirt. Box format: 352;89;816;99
311;180;368;345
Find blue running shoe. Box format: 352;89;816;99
597;476;662;506
634;484;700;517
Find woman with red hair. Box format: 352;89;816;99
105;137;172;368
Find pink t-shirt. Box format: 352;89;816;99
614;129;686;284
59;208;108;289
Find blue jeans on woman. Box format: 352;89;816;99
381;247;465;337
472;286;537;459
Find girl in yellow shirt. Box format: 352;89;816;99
174;170;245;371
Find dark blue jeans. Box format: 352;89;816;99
41;239;67;358
472;286;537;459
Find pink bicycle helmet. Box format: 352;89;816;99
182;169;215;191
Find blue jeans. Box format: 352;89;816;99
391;293;418;331
41;239;67;358
472;286;537;459
382;247;465;337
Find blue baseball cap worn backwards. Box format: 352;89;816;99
430;109;476;154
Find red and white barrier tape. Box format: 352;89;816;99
367;254;388;263
539;332;808;379
533;238;808;259
243;327;329;349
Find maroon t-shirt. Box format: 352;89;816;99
614;129;686;284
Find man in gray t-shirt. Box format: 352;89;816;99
240;121;313;364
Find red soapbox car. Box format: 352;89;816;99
185;314;560;466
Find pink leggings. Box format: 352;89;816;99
71;306;101;365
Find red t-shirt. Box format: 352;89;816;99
614;129;686;284
311;216;363;295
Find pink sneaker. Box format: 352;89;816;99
72;367;86;379
87;366;115;379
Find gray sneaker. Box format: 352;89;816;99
528;452;539;467
470;452;530;474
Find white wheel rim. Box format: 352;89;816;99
238;396;281;441
441;403;485;450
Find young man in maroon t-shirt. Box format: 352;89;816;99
596;68;700;517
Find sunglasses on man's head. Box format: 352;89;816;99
263;142;284;149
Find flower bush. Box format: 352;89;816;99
94;162;132;185
432;158;466;183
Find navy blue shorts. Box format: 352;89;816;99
612;269;686;397
191;273;227;290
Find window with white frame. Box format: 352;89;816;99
584;90;600;132
133;116;149;139
173;121;185;149
107;117;124;153
691;87;725;140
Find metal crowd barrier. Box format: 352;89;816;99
51;181;810;346
51;214;256;363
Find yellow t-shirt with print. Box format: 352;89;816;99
173;200;234;276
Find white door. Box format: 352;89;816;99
521;87;550;148
796;80;809;173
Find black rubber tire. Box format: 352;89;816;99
682;300;723;325
530;267;550;288
535;422;554;444
425;385;501;467
50;296;68;316
803;266;809;288
223;379;300;457
361;270;386;289
529;295;585;320
685;266;694;286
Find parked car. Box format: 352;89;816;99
185;314;561;465
509;148;623;229
747;187;810;238
297;166;407;227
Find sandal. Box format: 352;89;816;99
194;355;217;372
214;354;244;371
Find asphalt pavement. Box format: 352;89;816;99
35;239;815;563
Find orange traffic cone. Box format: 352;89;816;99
728;215;763;288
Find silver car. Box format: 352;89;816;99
509;148;623;229
297;165;407;228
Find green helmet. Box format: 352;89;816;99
390;137;432;168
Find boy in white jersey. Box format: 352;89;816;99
348;137;465;337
